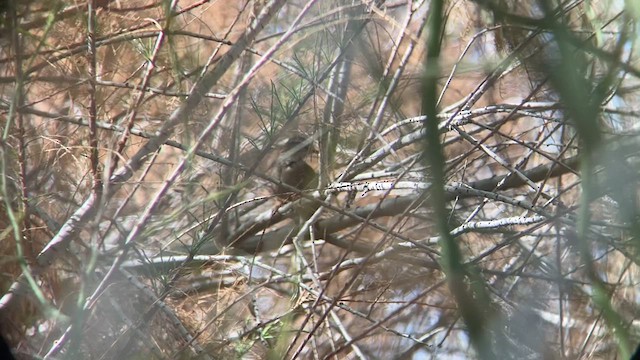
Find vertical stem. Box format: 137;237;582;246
422;1;494;358
87;0;101;196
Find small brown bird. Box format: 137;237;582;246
275;136;317;198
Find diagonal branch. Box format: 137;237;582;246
0;0;288;313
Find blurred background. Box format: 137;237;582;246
1;0;639;358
